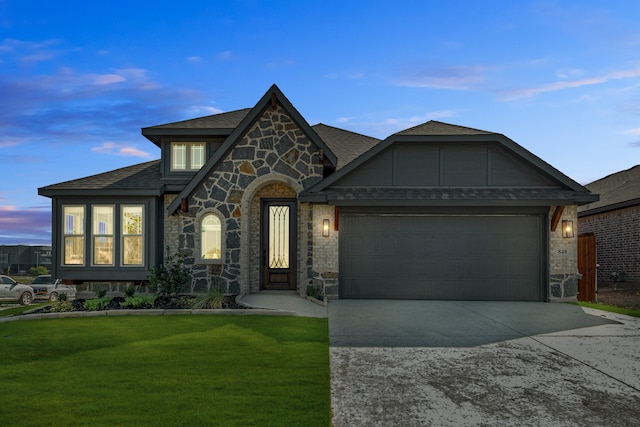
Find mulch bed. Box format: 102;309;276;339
596;287;640;310
31;295;245;314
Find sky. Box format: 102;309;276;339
1;0;640;245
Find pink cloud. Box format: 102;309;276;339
501;67;640;100
91;142;152;158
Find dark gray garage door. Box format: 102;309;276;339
339;213;545;301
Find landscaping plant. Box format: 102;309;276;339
147;247;192;296
192;287;225;309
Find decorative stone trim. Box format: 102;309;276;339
549;273;580;301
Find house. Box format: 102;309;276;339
578;165;640;285
39;84;597;301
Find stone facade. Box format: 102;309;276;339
548;205;580;301
167;106;324;295
579;204;640;285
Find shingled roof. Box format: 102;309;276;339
39;160;162;197
393;120;493;136
579;165;640;216
146;108;251;130
311;124;380;169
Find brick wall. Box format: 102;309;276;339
579;204;640;285
311;205;339;298
549;205;580;301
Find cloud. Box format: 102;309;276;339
623;128;640;135
216;50;233;61
0;205;51;245
394;64;487;90
187;56;201;63
185;105;224;117
91;142;152;158
501;67;640;100
0;38;65;64
335;109;462;138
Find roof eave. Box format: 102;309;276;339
578;197;640;217
141;128;235;147
38;188;163;198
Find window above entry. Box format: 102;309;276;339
171;142;206;171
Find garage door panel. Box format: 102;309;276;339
339;213;544;301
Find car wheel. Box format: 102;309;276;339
19;292;33;305
49;292;59;302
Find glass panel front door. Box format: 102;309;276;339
262;200;296;290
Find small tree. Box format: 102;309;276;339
29;266;48;277
148;248;192;296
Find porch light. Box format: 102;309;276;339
322;219;330;237
561;220;574;238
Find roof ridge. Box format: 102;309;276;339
148;108;252;128
312;123;381;141
393;120;495;136
586;164;640;186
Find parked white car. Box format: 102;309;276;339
30;275;76;301
0;275;35;305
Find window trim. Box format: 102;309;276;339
170;142;206;171
121;205;145;267
196;210;225;265
62;205;86;266
91;205;115;266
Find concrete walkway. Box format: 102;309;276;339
237;291;327;318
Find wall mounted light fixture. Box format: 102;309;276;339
322;219;330;237
561;220;574;238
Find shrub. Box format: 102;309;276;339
29;266;48;277
95;289;107;298
306;285;324;300
125;287;136;298
84;297;111;311
148;248;192;296
121;295;155;309
58;293;68;302
50;300;73;312
192;287;225;309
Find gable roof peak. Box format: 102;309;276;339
393;120;495;137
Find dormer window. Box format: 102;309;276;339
171;142;206;171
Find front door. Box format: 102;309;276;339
261;200;297;290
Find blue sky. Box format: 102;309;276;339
1;0;640;245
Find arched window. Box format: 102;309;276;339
201;214;222;260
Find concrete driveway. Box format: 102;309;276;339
329;300;640;426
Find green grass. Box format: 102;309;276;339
0;302;49;317
0;316;330;426
573;301;640;318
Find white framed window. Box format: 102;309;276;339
122;205;144;266
171;142;206;171
92;205;114;265
201;213;222;260
63;206;85;265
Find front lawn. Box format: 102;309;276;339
0;316;329;426
574;301;640;318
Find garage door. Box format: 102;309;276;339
339;213;545;301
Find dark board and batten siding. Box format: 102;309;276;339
333;143;557;188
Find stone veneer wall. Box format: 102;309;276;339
579;204;640;285
311;205;339;299
168;105;324;295
549;205;580;301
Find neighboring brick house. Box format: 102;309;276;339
39;84;597;302
578;165;640;285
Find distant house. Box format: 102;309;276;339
578;165;640;285
39;85;597;301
